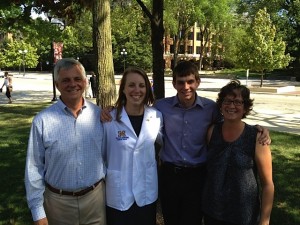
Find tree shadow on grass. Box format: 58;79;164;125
270;132;300;225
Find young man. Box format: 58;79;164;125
25;58;106;225
154;61;221;225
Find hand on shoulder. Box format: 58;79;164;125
101;106;114;122
255;125;271;145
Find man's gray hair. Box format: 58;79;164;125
53;58;86;81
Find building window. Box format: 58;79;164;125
196;32;201;41
170;45;174;54
179;45;185;54
188;46;193;54
188;32;194;40
196;46;201;54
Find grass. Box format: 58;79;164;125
0;103;51;225
0;103;299;224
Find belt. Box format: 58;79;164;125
45;179;102;196
161;161;206;174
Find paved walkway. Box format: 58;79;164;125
1;72;300;135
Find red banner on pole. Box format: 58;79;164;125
53;42;63;64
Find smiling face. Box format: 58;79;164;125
55;64;86;104
173;74;200;108
123;72;146;108
217;80;253;119
221;90;246;121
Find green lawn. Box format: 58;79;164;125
0;103;299;224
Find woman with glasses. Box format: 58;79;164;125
202;80;274;225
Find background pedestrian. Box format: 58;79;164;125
1;71;13;103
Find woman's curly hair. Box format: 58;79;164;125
216;79;254;118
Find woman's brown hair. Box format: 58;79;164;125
114;67;154;121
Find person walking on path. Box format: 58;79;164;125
1;71;13;103
25;58;106;225
90;71;97;98
202;80;274;225
84;75;91;98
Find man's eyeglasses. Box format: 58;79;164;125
222;99;244;106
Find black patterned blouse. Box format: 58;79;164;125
202;122;260;225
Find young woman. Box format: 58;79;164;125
103;67;163;225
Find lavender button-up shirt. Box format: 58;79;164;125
154;94;222;166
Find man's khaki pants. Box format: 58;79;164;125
44;181;106;225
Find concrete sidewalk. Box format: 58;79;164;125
1;72;299;135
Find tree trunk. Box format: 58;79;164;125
198;34;204;71
260;72;264;87
173;33;181;67
93;0;116;107
173;35;179;68
199;54;203;71
151;0;165;99
136;0;165;99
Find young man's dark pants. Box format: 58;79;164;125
159;162;206;225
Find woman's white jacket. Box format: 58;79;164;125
103;106;163;211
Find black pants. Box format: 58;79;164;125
6;87;11;99
204;214;239;225
159;162;206;225
106;201;156;225
91;87;97;98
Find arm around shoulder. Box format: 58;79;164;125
206;124;214;145
255;125;271;145
100;106;114;122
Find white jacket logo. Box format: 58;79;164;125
116;130;129;140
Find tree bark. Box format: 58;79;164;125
136;0;165;99
93;0;116;107
151;0;165;99
260;72;264;87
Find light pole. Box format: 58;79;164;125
50;43;57;102
46;61;49;70
18;49;28;76
45;12;65;102
121;48;127;71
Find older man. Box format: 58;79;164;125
25;58;106;225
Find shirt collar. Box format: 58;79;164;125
172;93;204;108
57;97;87;115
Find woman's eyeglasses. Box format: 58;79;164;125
222;99;244;106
